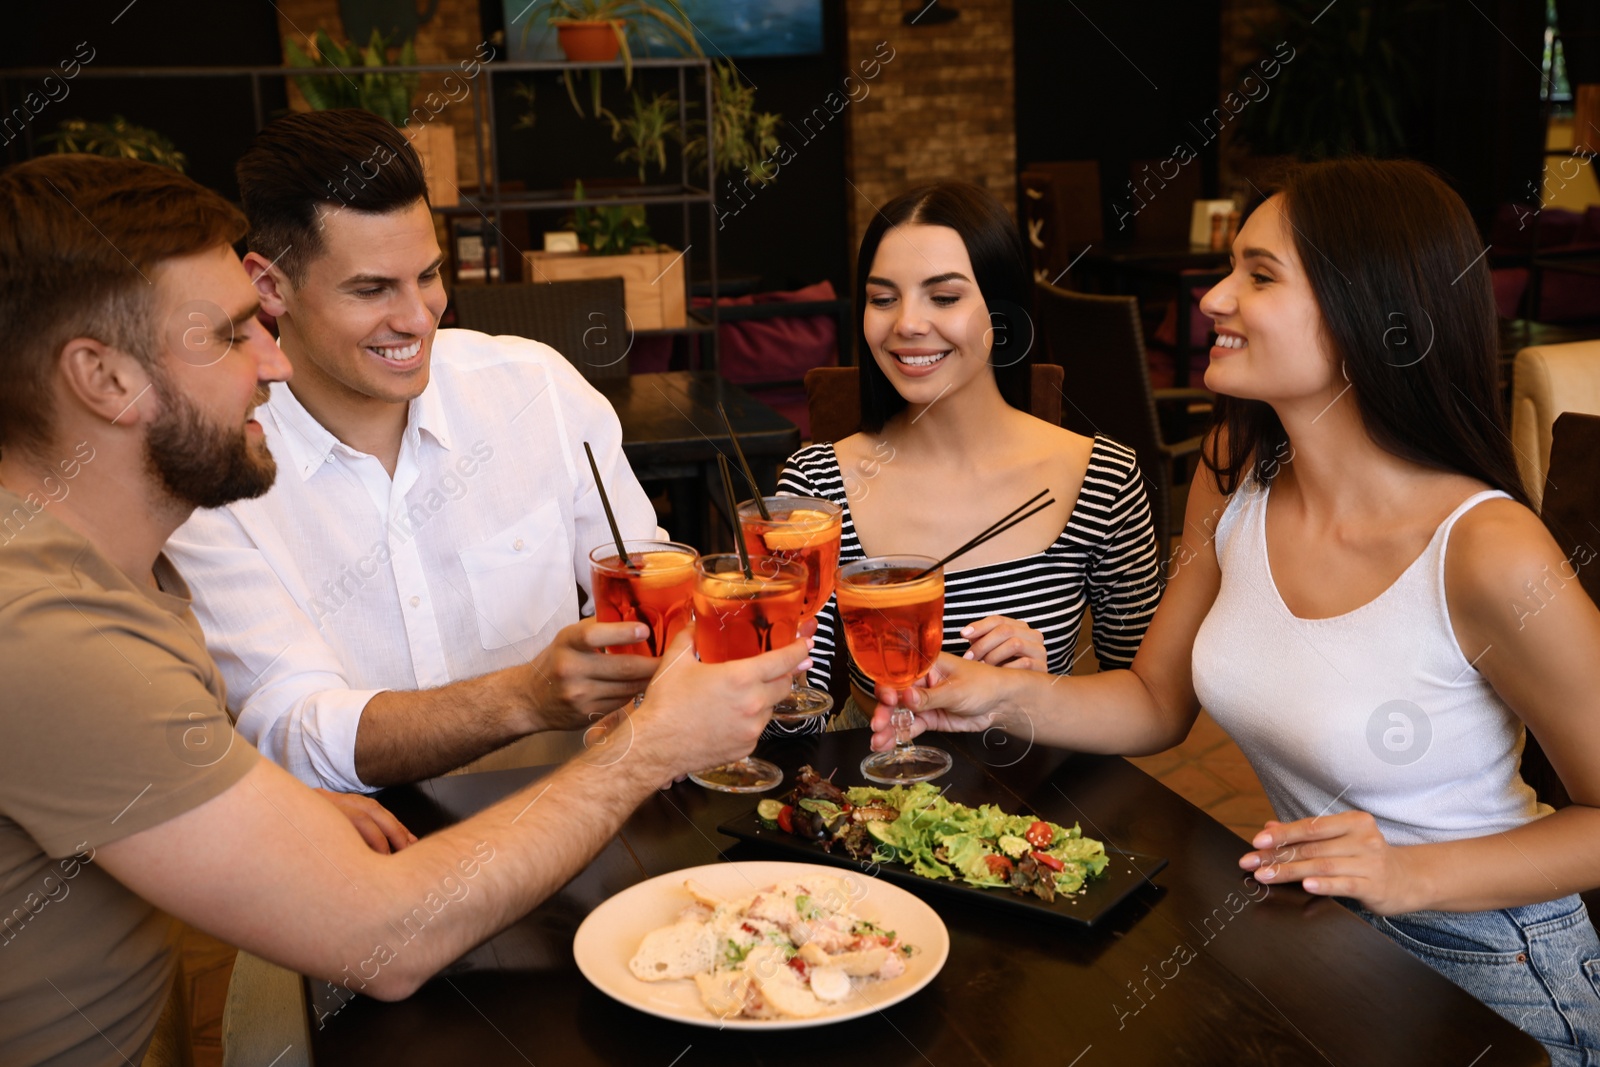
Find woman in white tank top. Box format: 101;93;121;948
860;158;1600;1063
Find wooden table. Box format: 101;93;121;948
595;371;802;549
306;732;1546;1066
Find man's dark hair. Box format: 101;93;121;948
0;155;247;457
1202;157;1528;507
236;108;429;284
854;181;1034;434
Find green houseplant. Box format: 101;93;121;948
566;179;657;254
1234;0;1432;159
682;60;783;185
43;116;188;172
601;90;678;181
282;28;458;205
283;28;420;126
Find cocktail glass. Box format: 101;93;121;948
737;496;842;723
589;541;698;705
688;553;809;793
835;555;952;784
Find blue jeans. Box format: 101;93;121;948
1348;895;1600;1066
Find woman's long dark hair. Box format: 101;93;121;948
1203;157;1529;507
855;182;1034;433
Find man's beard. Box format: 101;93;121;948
144;381;277;510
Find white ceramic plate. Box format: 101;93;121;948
573;860;950;1030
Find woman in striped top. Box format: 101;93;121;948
772;182;1163;734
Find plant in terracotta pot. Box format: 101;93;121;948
519;0;702;115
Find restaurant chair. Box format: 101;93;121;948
801;363;1065;445
450;277;631;382
220;951;311;1067
1509;339;1600;510
1519;410;1600;803
1034;283;1213;566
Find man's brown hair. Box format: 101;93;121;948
0;154;247;457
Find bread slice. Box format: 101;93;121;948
745;944;823;1018
629;920;715;981
694;970;751;1019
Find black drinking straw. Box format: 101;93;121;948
717;402;771;520
584;441;635;573
717;453;756;580
913;489;1057;578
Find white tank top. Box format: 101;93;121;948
1192;479;1549;847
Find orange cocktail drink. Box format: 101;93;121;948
691;555;808;664
688;553;808;794
737;497;842;619
835;562;944;685
737;497;842;721
588;541;698;657
836;555;952;784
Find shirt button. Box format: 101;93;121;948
513;538;525;551
324;455;334;464
409;596;421;607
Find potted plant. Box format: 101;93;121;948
681;60;783;185
283;28;459;206
601;90;678;181
43;116;188;171
518;0;702;115
525;181;687;328
1234;0;1431;159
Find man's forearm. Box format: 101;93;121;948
354;669;535;787
346;737;667;998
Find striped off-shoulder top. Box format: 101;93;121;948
771;435;1165;735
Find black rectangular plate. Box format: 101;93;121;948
718;807;1168;929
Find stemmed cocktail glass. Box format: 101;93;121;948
736;496;842;724
835;555;952;784
588;540;698;664
687;553;810;793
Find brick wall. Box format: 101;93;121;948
842;0;1017;256
271;0;487;185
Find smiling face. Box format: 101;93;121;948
862;223;997;406
1198;195;1339;405
145;244;290;508
272;198;446;412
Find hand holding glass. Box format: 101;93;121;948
737;496;842;722
687;554;809;792
835;555;951;784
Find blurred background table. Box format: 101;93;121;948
597;370;801;550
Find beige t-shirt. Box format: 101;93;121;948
0;490;258;1066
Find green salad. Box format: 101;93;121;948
756;766;1110;902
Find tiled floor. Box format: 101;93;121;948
1127;709;1277;843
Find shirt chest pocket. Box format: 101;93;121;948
457;503;576;651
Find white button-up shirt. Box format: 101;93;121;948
167;329;661;792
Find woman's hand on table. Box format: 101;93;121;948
315;789;417;854
961;615;1048;671
1240;812;1420;915
867;652;1023;751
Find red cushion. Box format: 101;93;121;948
695;280;840;386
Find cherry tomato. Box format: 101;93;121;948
1025;821;1054;849
1031;850;1064;872
983;854;1014;878
777;805;795;834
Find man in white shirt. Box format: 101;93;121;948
168;108;662;793
0;153;801;1064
